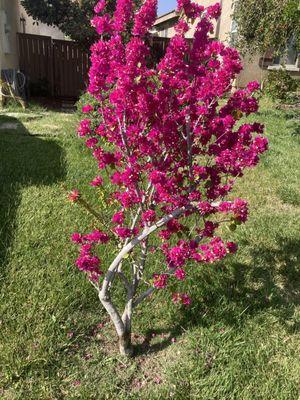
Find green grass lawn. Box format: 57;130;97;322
0;99;299;399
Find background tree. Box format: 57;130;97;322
232;0;300;56
20;0;141;49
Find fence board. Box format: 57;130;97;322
18;33;53;97
52;39;90;99
18;33;90;100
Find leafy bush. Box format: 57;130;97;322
265;69;298;102
76;92;100;115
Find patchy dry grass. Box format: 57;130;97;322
0;99;299;399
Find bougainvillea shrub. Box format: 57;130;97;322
70;0;268;356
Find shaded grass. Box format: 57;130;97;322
0;99;299;399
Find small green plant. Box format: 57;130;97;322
264;69;298;102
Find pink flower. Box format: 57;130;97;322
194;237;228;263
115;191;140;209
71;232;82;244
141;210;156;224
175;20;189;35
112;211;125;225
80;244;92;256
168;246;188;267
86;138;98;148
207;3;222;20
78;119;91;137
252;136;268;154
68;190;80;203
91;14;112;35
90;176;103;187
75;254;101;273
232;198;248;222
202;221;218;237
113;0;134;32
153;274;168;289
89;271;102;282
149;170;167;185
133;0;158;36
247;81;260;93
227;242;238;254
174;268;186;280
181;294;191;306
198;201;215;216
94;0;106;14
95;151;118;169
177;0;204;18
172;292;191;306
84;230;110;244
82;104;94;113
218;201;232;213
172;293;181;304
114;226;132;239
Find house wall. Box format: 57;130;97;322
0;0;65;71
237;55;268;88
18;4;65;39
0;0;19;70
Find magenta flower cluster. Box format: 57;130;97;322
72;0;268;307
72;230;109;282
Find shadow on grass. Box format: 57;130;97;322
0;115;65;280
134;236;300;356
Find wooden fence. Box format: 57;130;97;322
18;33;172;100
148;36;171;65
18;33;90;100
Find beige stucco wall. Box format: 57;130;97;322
18;4;65;39
0;0;19;70
0;0;65;72
237;55;268;88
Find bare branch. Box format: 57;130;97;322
133;287;155;308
